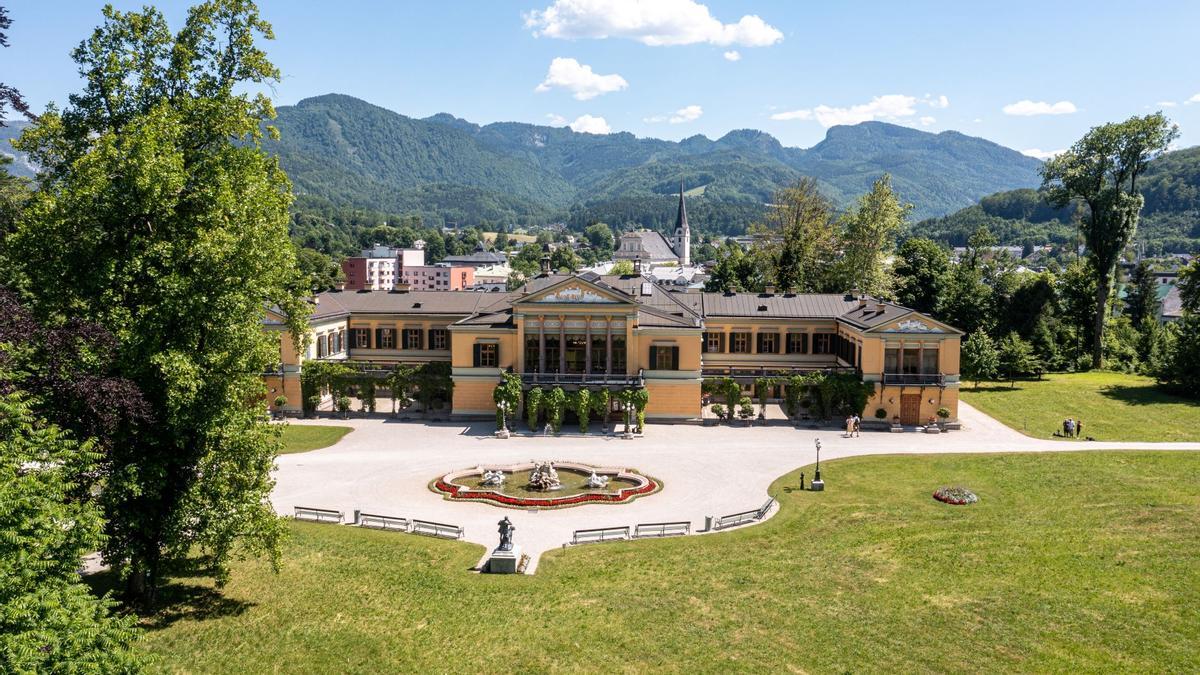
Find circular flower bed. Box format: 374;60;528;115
432;461;660;509
932;486;978;505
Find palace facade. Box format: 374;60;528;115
266;271;962;424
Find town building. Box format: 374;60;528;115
267;272;962;425
615;182;692;266
400;264;475;291
341;244;425;291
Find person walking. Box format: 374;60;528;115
845;415;854;437
852;414;861;437
1076;419;1083;438
1066;418;1075;438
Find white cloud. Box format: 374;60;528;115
771;94;919;127
924;94;950;109
545;113;567;126
723;50;741;61
569;114;612;134
973;118;983;123
1186;93;1200;105
1002;100;1077;116
919;116;936;126
1021;148;1065;160
647;104;704;124
535;57;628;100
1157;101;1178;108
525;0;783;47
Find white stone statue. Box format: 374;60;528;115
481;469;506;487
527;460;562;491
585;471;610;489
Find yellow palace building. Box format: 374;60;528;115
265;270;962;425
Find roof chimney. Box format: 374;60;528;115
764;285;775;295
540;254;551;275
633;257;644;275
858;296;868;308
876;302;886;314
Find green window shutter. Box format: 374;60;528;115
374;328;382;349
701;335;708;353
472;344;481;367
649;346;658;370
756;333;763;353
719;333;725;353
671;346;679;370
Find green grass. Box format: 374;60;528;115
961;371;1200;442
278;425;352;454
127;451;1200;673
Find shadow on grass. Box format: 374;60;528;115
1098;384;1200;408
84;558;256;631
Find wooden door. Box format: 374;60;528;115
900;394;921;426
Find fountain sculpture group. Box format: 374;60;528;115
527;460;562;491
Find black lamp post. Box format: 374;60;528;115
811;438;824;491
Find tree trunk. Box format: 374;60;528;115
1092;268;1110;369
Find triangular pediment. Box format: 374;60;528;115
515;276;635;306
869;313;961;335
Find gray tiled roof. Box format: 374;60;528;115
701;292;860;319
312;290;513;320
618;230;677;261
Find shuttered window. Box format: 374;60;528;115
403;328;423;350
650;345;680;370
703;332;725;353
757;333;779;354
786;333;808;354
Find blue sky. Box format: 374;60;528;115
6;0;1200;156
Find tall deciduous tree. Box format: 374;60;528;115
893;237;949;314
7;1;309;605
0;389;143;671
960;331;999;389
834;174;911;297
758;177;838;293
1041;113;1178;368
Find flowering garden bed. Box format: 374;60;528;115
932;486;979;505
431;462;661;509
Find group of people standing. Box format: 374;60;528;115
845;414;861;437
1062;417;1084;438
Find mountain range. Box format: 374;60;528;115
263;94;1044;228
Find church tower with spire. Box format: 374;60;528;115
673;178;691;266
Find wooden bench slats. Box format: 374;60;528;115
358;513;409;532
572;526;630;544
294;506;343;524
411;519;464;540
634;521;691;538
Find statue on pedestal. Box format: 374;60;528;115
497;517;515;551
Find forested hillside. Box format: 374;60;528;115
257;94;1043;231
913;146;1200;252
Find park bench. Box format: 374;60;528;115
411;519;464;540
634;521;691;539
357;512;409;532
294;506;343;524
571;526;630;544
714;498;775;530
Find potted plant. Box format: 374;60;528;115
273;395;288;419
874;407;887;421
335;395;352;419
737;396;755;425
937;406;951;430
891;414;901;428
710;403;725;424
305;395;321;419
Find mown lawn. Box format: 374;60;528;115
278;425;352;454
961;371;1200;442
130;451;1200;673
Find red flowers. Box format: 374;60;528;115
434;479;658;508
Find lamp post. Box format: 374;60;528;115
495;400;510;439
811;438;824;491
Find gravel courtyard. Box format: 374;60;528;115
271;402;1200;570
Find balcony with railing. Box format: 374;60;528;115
701;365;858;380
519;370;644;388
882;373;945;386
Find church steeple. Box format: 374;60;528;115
673;178;691;266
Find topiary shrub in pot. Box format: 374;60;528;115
335;395;351;419
937;406;951;429
737;396;755;424
710;403;725;423
305;395;321;419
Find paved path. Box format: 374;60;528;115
272;402;1200;571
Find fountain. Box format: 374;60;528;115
527;460;562;491
480;469;506;487
585;471;610;489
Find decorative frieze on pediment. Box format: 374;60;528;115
529;284;623;304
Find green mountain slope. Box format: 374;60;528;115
913;146;1200;252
